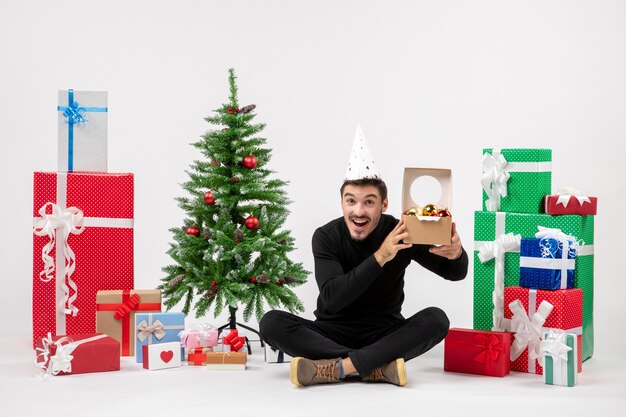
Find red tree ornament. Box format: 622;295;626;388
211;280;217;287
231;176;239;183
228;107;234;114
204;191;215;205
242;154;257;169
250;277;257;284
277;278;284;286
244;215;259;230
185;226;200;237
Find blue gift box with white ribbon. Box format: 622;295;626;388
57;89;108;172
519;237;576;290
135;312;185;363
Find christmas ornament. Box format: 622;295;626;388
234;228;243;243
203;227;212;240
204;191;215;205
245;215;259;230
242;154;257;169
211;280;217;287
405;206;420;216
231;176;239;183
422;204;439;216
204;286;219;299
169;274;185;287
437;208;451;217
240;104;256;113
257;274;270;284
276;278;284;286
284;276;296;285
228;107;234;114
210;159;220;166
250;277;257;284
185;226;201;237
235;107;240;113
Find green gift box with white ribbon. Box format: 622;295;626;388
482;148;552;214
542;331;578;387
473;210;594;361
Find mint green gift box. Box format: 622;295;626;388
473;210;594;361
482;148;552;214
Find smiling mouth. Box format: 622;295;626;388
351;218;370;231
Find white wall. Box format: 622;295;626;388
2;0;624;355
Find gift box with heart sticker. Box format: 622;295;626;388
142;341;181;370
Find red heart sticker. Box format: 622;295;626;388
160;350;174;363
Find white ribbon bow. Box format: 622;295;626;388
35;333;77;376
481;150;510;211
536;226;581;258
541;330;572;363
478;232;521;331
555;187;592;208
509;299;553;369
136;319;166;342
33;202;85;316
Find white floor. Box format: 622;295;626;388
1;331;624;417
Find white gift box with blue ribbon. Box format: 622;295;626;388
519;227;578;290
57;89;108;172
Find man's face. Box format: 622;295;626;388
341;184;388;241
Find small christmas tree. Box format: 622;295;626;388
160;68;308;323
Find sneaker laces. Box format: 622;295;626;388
315;361;338;381
367;367;386;382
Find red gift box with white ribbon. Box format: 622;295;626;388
503;286;583;375
35;333;120;376
32;172;134;348
544;188;597;216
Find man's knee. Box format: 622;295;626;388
259;309;286;341
421;306;450;337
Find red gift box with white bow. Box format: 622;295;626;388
32;172;134;348
544;189;597;216
503;286;583;375
35;333;120;376
444;328;511;377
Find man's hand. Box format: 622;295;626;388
429;222;463;260
374;220;413;267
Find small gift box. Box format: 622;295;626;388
504;287;583;375
444;328;511;377
264;344;292;363
542;331;578;387
544;188;597;216
35;333;120;376
187;347;214;366
142;341;181;370
519;227;579;290
179;324;218;349
221;329;246;352
57;89;108;172
135;312;185;362
96;289;161;356
205;351;247;371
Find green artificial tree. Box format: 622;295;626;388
160;68;308;331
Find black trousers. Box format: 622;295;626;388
259;306;450;376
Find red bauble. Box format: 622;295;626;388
231;176;239;183
277;278;284;285
437;208;451;217
242;154;257;169
211;280;217;287
250;277;257;284
185;226;200;237
204;191;215;205
235;107;240;113
228;107;234;114
244;215;259;230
